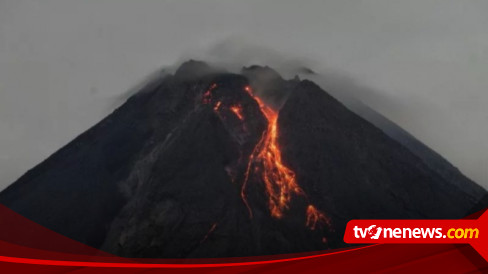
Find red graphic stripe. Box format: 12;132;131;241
0;245;375;268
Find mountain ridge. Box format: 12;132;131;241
0;60;485;258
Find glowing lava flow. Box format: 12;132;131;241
199;223;218;244
202;83;329;231
203;83;217;104
241;86;303;219
242;86;329;230
213;101;222;111
306;205;330;230
229;105;244;121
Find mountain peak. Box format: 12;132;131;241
174;60;215;80
0;61;485;258
241;65;283;81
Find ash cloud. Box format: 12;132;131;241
0;0;486;190
174;38;488;188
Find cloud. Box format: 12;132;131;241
0;0;486;189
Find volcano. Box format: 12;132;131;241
0;60;486;258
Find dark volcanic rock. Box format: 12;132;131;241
241;65;298;108
278;80;482;234
0;61;485;258
351;100;486;202
101;108;245;257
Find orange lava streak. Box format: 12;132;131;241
203;83;217;104
230;105;244;121
213;101;222;111
242;86;304;219
199;223;218;244
306;205;330;230
204;84;330;233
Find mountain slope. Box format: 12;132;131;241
347;100;486;201
278;80;480;233
0;61;485;258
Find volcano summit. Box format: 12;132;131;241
0;61;486;258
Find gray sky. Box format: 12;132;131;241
0;0;487;190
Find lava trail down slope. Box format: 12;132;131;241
0;61;486;258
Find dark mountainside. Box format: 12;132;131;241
0;61;486;258
289;67;485;201
345;99;486;201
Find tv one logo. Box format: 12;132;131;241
353;225;479;239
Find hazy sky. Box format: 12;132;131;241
0;0;487;190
